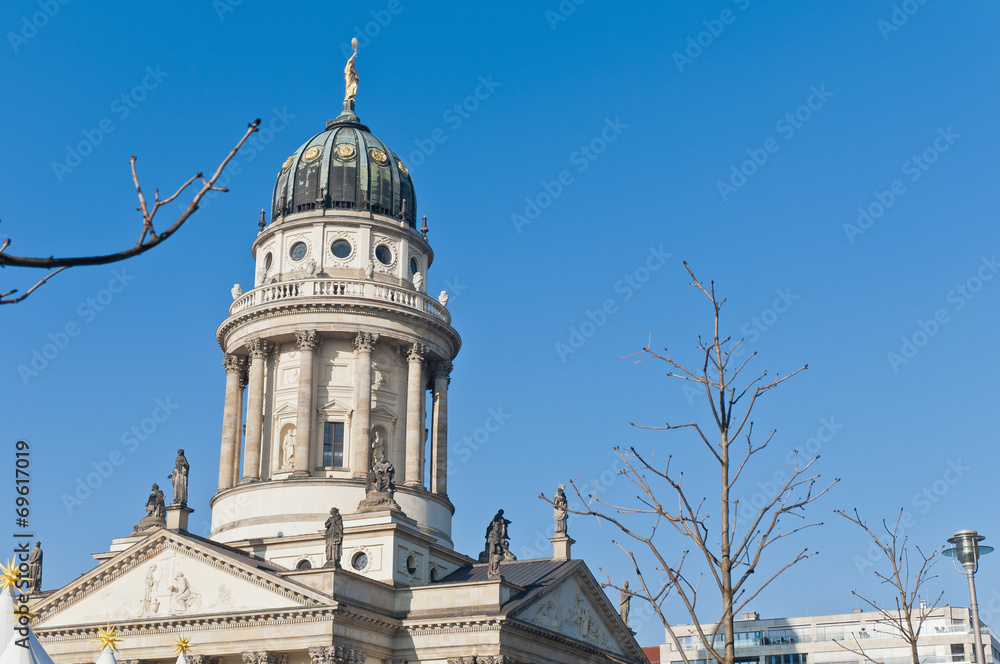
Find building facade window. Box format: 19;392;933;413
765;655;807;664
323;422;345;467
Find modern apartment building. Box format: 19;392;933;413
655;606;1000;664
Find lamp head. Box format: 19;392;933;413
944;529;993;573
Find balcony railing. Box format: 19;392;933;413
228;278;449;323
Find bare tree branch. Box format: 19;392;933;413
834;509;943;664
0;119;261;305
541;264;835;664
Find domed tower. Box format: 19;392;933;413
210;58;464;582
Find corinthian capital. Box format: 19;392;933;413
188;657;219;664
433;360;453;380
242;653;285;664
407;343;428;362
222;353;246;374
295;329;322;351
354;331;378;353
309;646;365;664
247;338;275;360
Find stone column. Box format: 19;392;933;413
431;361;452;495
294;330;321;476
218;354;245;492
351;332;378;478
404;343;427;487
243;338;274;483
232;368;248;487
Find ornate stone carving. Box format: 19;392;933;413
140;563;158;614
433;360;453;380
242;653;286;664
438;290;449;307
247;338;275;359
222;353;246;374
308;645;365;664
354;331;378;353
568;593;606;645
406;343;427;363
231;284;242;300
295;329;321;351
188;657;219;664
447;658;513;664
532;599;562;631
166;571;200;613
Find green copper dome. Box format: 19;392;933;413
271;108;416;227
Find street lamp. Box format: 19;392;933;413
944;530;994;664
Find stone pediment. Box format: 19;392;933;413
511;565;641;661
35;530;327;628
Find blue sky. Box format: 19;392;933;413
2;0;1000;649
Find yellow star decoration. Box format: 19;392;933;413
9;602;39;626
93;624;122;653
173;636;192;656
0;560;24;593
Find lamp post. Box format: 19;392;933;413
944;530;993;664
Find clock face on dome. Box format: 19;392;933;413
302;146;321;162
369;148;388;165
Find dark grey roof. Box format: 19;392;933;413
441;558;578;589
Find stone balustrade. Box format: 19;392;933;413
229;278;449;323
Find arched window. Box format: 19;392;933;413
296;559;312;570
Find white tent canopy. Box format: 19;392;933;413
0;586;16;658
0;630;57;664
94;646;117;664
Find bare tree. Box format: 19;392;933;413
543;262;837;664
833;509;943;664
0;119;261;305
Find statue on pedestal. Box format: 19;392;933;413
26;541;42;593
282;429;296;468
344;38;359;104
357;431;401;513
553;484;568;535
147;483;166;518
324;508;344;568
168;449;189;505
479;509;516;565
619;580;631;626
134;483;167;533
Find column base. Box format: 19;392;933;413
290;470;311;478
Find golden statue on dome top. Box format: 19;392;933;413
345;38;359;104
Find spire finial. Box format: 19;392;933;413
258;209;266;231
344;38;359;111
421;215;428;239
